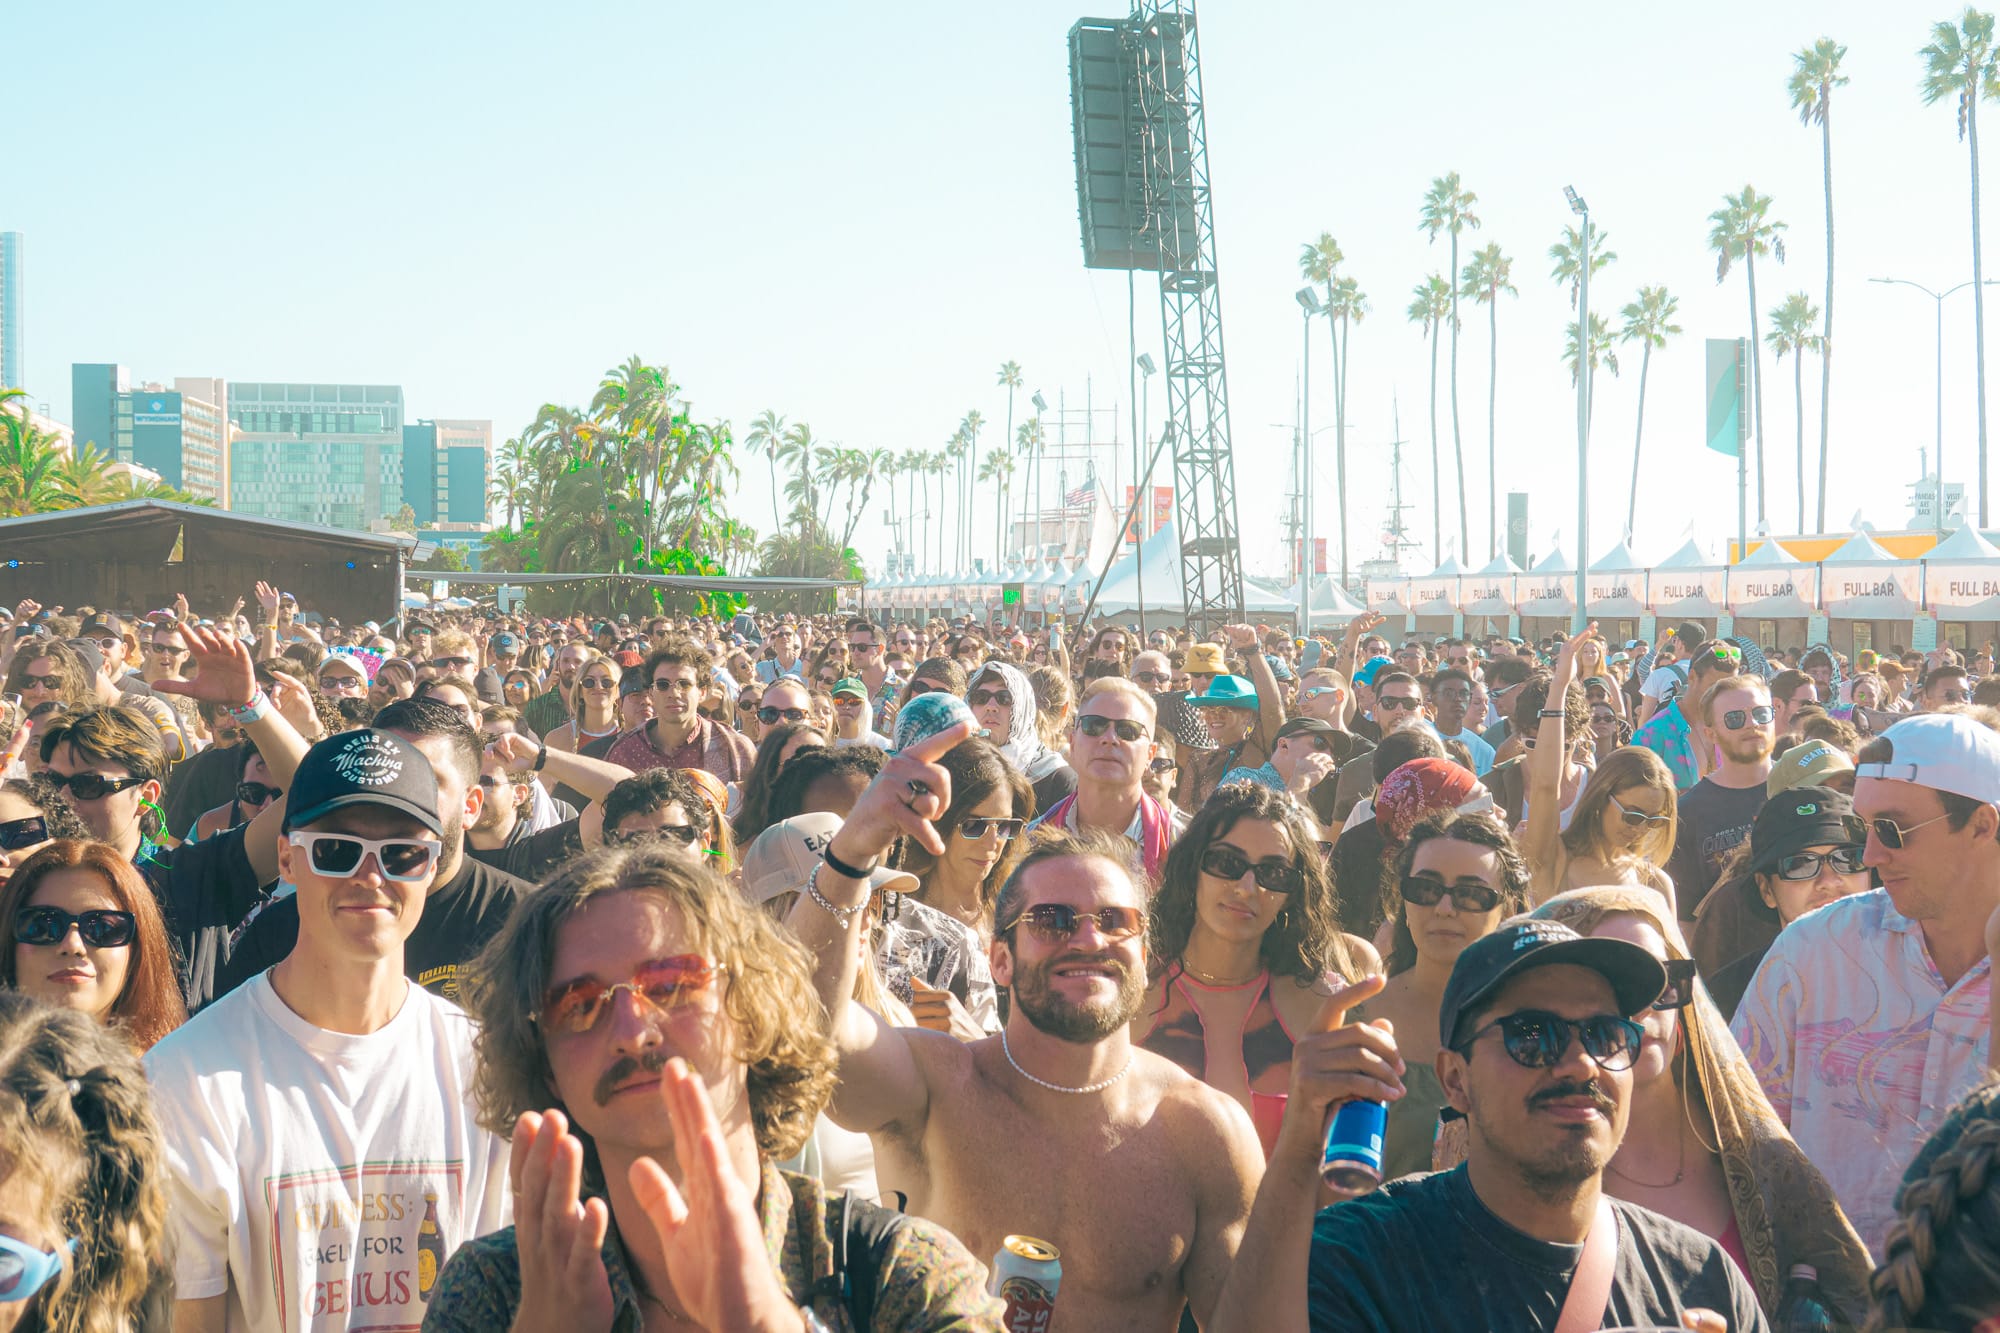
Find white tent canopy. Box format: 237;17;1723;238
1091;521;1296;618
1282;575;1367;628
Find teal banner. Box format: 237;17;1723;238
1705;339;1743;458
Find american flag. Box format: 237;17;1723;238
1063;484;1096;512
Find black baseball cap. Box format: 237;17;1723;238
407;619;437;635
1747;786;1865;875
1274;716;1337;743
282;729;444;836
1439;920;1666;1048
79;615;124;638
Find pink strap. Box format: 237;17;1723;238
1554;1197;1618;1333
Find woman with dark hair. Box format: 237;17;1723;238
1357;812;1528;1180
1138;782;1371;1156
500;667;540;711
764;745;884;828
1867;1079;2000;1332
0;992;177;1332
2;840;186;1051
0;776;89;882
889;656;967;722
729;721;825;845
896;735;1034;934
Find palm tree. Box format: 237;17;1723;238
1922;10;2000;524
1327;275;1368;585
1300;232;1345;576
745;410;788;531
996;361;1022;559
960;411;985;567
1562;315;1621;429
928;450;951;571
1617;287;1683;541
1015;418;1044;562
776;422;819;539
1791;38;1848;533
1767;292;1825;533
1549;224;1618;308
1420;173;1481;558
1407;274;1455;563
979;448;1015;568
1708;185;1787;523
1460;242;1516;560
845;447;894;552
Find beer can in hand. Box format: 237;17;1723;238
1321;1098;1387;1198
990;1234;1061;1332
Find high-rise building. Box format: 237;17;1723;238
402;418;490;527
67;365;227;502
0;233;22;391
228;383;406;529
433;418;492;456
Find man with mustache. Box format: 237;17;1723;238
1665;675;1777;923
790;720;1265;1331
1212;920;1766;1332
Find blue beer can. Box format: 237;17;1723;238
1320;1098;1387;1198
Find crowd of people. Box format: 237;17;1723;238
3;589;2000;1330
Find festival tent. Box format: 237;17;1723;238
1280;574;1367;629
1819;531;1920;622
1091;521;1295;619
1924;523;2000;620
1515;542;1577;624
1409;553;1465;625
1649;539;1728;621
1728;537;1814;619
1458;553;1520;631
1062;559;1095;614
1585;541;1647;619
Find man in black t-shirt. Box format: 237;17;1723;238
1213;921;1767;1333
1665;675;1776;922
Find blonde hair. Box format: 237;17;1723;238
1078;676;1158;728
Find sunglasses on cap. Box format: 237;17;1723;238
1078;714;1149;742
968;687;1013;709
1719;705;1774;730
237;781;283;806
0;816;45;851
758;706;809;725
956;817;1024;840
44;772;147;801
1773;845;1865;880
1199;845;1304;895
1000;902;1145;943
1457;1009;1645;1072
287;831;443;883
606;823;704;848
1375;696;1421;711
534;954;717;1035
1399;873;1502;913
1652;958;1700;1011
13;906;136;948
1608;794;1670;829
1704;644;1743;665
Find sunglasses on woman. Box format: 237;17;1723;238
968;688;1013;709
1774;845;1865;880
0;816;46;851
1653;957;1700;1011
1132;671;1171;687
1077;714;1149;742
1000;902;1146;943
42;772;147;801
607;823;703;847
16;675;62;690
286;831;443;883
534;954;717;1035
1457;1009;1645;1072
1719;705;1774;730
758;706;809;725
1399;874;1502;913
0;1233;74;1303
580;675;616;690
957;817;1024;841
1198;845;1304;895
1608;794;1670;829
14;906;137;948
237;781;283;806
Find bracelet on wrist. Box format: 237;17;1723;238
805;862;866;927
821;842;878;880
228;689;273;725
1538;708;1567;718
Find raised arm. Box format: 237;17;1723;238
1524;628;1596;903
784;718;977;1138
1227;624;1286;749
487;731;633;802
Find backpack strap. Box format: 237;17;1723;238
812;1190;909;1331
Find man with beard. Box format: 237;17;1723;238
790;717;1264;1331
1664;675;1776;923
523;638;589;737
1211;921;1764;1333
214;698;528;1007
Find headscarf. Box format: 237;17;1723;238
971;661;1067;782
1527;887;1874;1323
1373;758;1491;856
891;690;977;756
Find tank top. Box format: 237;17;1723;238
1139;969;1303;1158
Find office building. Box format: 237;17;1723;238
229;382;406;530
402;418;490;527
1;233;21;390
67;365;227;502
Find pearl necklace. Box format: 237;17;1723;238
1001;1028;1133;1095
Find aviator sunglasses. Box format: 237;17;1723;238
1000;903;1145;943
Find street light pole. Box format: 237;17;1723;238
1869;276;2000;535
1136;353;1156;634
1566;186;1591;633
1296;288;1323;635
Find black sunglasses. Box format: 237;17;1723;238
1399;874;1502;913
968;688;1013;709
907;682;949;697
44;772;147;801
1458;1009;1645;1072
0;816;46;851
1653;958;1700;1011
1375;696;1421;711
1198;845;1304;895
14;906;137;949
758;706;809;725
957;817;1025;841
1720;705;1775;731
431;656;473;669
1000;902;1145;942
608;823;703;847
1132;671;1171;687
236;781;283;806
1150;756;1178;772
1078;714;1149;742
1774;845;1866;881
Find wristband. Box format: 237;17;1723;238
821;842;879;881
533;743;549;772
1538;709;1567;718
228;689;273;725
805;862;866;927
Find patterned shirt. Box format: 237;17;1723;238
1732;890;1992;1257
603;714;756;783
1631;698;1700;791
423;1163;1003;1332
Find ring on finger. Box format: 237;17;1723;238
907;778;930;798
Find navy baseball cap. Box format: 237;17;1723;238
283;729;444;837
1439;920;1666;1048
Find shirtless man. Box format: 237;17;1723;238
788;719;1263;1330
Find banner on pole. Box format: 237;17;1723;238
1705;339;1744;457
1125;486;1173;544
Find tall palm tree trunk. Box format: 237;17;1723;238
1486;295;1498;559
1975;98;1992;526
1795;351;1807;532
1428;326;1442;563
1003;388;1016;561
1322;281;1342;583
1746;255;1768;523
1626;342;1654;540
1817;103;1835;532
1337;318;1351;586
1449;235;1468;557
767;454;781;530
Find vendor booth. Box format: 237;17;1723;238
1819;531;1920;656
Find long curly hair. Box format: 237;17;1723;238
1867;1078;2000;1332
3;641;94;711
462;847;837;1165
0;992;175;1333
1560;744;1678;869
1149;782;1359;992
0;841;186;1051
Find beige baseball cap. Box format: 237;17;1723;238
738;813;919;905
1767;740;1856;797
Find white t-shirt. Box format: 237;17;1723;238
833;730;893;750
1641;664;1688;704
145;972;512;1332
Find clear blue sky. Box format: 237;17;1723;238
9;1;1992;574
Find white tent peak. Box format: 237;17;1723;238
1738;538;1799;567
1655;538;1716;569
1928;524;2000;561
1590;540;1642;572
1821;531;1900;564
1473;552;1522;576
1423;553;1466;578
